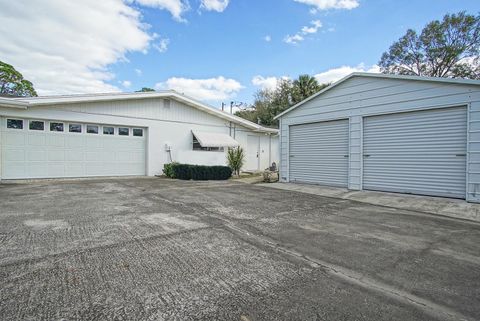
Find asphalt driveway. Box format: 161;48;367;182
0;178;479;321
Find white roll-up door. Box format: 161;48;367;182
363;106;467;198
1;118;146;179
289;119;349;187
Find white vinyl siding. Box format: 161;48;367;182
289;119;349;187
363;107;467;198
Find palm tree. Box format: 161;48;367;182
292;74;326;104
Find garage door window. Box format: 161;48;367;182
119;127;129;136
7;119;23;129
87;125;99;134
103;127;114;135
133;128;143;137
50;122;64;132
69;124;82;133
29;120;44;131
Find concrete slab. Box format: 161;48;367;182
1;178;479;320
259;182;480;222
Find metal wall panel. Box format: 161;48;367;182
289;119;349;187
363;106;467;198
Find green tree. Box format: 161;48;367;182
379;11;480;79
136;87;155;92
235;75;328;128
291;74;325;104
0;61;37;97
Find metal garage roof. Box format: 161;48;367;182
274;72;480;120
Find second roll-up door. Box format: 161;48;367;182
363;106;467;198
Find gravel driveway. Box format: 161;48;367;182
1;178;479;321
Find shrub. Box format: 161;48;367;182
163;162;178;178
227;147;245;176
165;163;232;180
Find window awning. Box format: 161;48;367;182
192;131;240;148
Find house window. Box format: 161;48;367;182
192;134;224;152
103;127;114;135
133;128;143;137
50;122;64;132
7;119;23;129
87;125;99;134
118;127;129;136
29;120;44;131
69;124;82;133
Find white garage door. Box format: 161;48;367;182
363;106;467;198
1;117;146;179
289;119;349;187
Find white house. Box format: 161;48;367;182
0;91;278;180
275;72;480;202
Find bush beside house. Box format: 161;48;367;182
163;163;232;180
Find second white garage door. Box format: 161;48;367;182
289;119;349;187
1;117;146;179
363;106;467;198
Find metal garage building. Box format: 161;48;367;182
275;73;480;202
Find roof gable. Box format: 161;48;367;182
275;72;480;119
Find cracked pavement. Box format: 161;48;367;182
0;177;479;320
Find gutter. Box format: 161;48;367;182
0;98;29;109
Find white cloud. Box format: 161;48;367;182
0;0;153;95
135;68;143;76
121;80;132;88
154;37;170;53
251;75;289;91
314;63;380;84
200;0;230;12
133;0;189;21
264;35;272;42
284;34;304;44
301;20;322;33
155;76;243;101
294;0;359;10
284;20;322;44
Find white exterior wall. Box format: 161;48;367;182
278;76;480;202
0;97;278;178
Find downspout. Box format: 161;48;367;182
268;134;272;166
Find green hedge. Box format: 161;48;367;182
163;163;232;180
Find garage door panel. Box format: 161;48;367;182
27;134;45;146
4;132;25;146
46;135;65;147
27;150;47;161
48;150;65;161
85;136;103;148
27;163;48;177
65;163;85;177
48;163;65;177
289;119;349;187
363;106;467;198
5;149;25;161
66;136;85;148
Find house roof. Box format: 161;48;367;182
0;91;278;134
274;72;480;120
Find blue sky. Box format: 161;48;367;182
1;0;478;109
